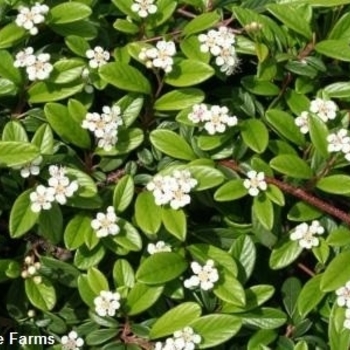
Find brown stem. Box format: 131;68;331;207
219;159;350;226
297;263;315;277
177;8;196;18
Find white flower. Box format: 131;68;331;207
290;220;325;249
26;53;53;81
309;98;337;122
184;259;219;291
15;3;49;35
215;46;239;76
131;0;157;17
155;338;178;350
173;170;198;193
86;46;110;69
91;206;120;238
243;171;267;197
203;105;238;135
94;290;121;317
22;256;41;279
15;156;43;178
198;29;221;56
61;330;84;350
295;111;309;134
327;129;350;153
173;327;201;350
139;40;176;73
169;187;192;210
336;281;350;308
147;241;172;255
30;185;55;212
344;308;350;330
14;47;35;68
188;104;208;124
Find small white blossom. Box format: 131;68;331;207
30;185;55;212
203;105;238;135
344;308;350;330
327;129;350;154
15;3;49;35
198;29;222;56
139;40;176;73
61;330;84;350
184;259;219;291
26;53;53;81
91;206;120;238
243;171;267;197
15;156;42;178
94;290;121;317
309;98;337;122
131;0;157;17
147;241;172;255
154;338;177;350
295;111;309;134
290;220;325;249
173;327;201;350
188;104;208;124
22;256;41;280
86;46;110;69
14;47;35;68
336;281;350;308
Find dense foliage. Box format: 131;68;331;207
2;0;350;349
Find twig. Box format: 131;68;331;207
176;8;196;19
297;263;315;277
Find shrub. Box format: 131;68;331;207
1;0;350;349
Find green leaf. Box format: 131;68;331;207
150;302;202;339
270;155;313;179
116;94;144;128
308;114;329;157
87;267;109;294
25;278;56;311
287;201;322;222
180;36;210;63
242;76;280;96
214;274;246;306
113;175;134;213
253;195;274;231
86;329;119;346
315;40;350;62
45;102;90;149
329;304;350;350
266;185;285;207
316;175;350;195
78;275;95;306
38;202;63;244
197;133;232;151
190;315;241;349
49;2;92;24
187;165;224;190
297;274;325;317
31;124;54;154
113;259;135;288
135;191;162;235
241;119;269;153
154;88;205;111
266;4;312;39
150;129;197;160
165;59;214;87
266;109;305;146
28;81;84;103
2;121;28;142
9;189;39;238
99;63;151;94
0;141;40;167
74;244;106;270
113;19;139;34
0;23;27;49
126;283;164;316
285;89;310;115
111;219;142;252
66;167;97;198
183;11;221;36
50;21;97;39
64;214;92;250
324;82;350;98
147;0;177;27
65;35;90;57
0;78;17;96
321;251;350;291
136;252;188;285
328;12;350;40
241;308;287;329
0;50;23;85
327;227;350;247
161;207;187;241
50;59;85;84
269;240;303;270
304;0;350;6
214;179;247;201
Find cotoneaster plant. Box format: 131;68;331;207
1;0;350;350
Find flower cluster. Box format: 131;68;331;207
14;156;42;178
30;165;79;212
61;331;84;350
15;2;49;35
146;170;197;210
243;171;267;197
91;206;120;238
327;129;350;161
21;256;42;284
86;46;110;69
14;47;53;81
155;327;201;350
82;105;123;151
188;104;238;135
131;0;157;17
295;98;338;134
290;220;325;249
139;40;176;73
94;290;121;317
184;259;219;291
336;281;350;330
147;241;172;255
198;26;238;75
